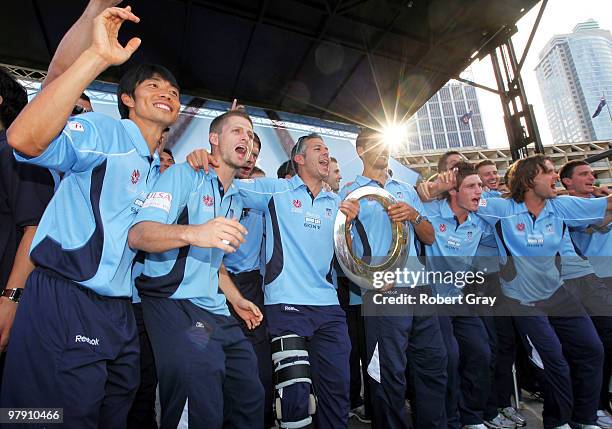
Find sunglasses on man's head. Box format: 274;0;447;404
72;105;92;116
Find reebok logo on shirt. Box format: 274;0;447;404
283;305;300;312
75;335;100;346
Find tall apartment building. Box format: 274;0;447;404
392;79;488;155
535;19;612;144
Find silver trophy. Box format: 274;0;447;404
334;186;410;290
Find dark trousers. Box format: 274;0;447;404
0;268;140;428
471;275;518;413
509;286;604;428
347;304;372;415
363;288;448;429
127;303;158;429
439;313;491;427
564;274;612;410
229;270;274;428
142;296;264;429
266;304;351;429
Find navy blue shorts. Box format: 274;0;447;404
141;296;264;429
1;268;139;428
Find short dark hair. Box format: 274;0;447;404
476;160;495;170
330;156;338;164
291;133;323;173
117;64;179;119
355;128;378;149
79;92;91;103
437;151;461;172
509;155;551;202
559;160;590;189
162;148;174;159
253;132;261;151
0;67;27;128
209;110;253;134
443;161;477;200
277;159;296;178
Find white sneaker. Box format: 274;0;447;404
462;425;488;429
598;410;612;429
553;425;571;429
500;407;527;427
569;424;601;429
485;413;516;428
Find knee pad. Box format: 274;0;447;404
271;335;316;428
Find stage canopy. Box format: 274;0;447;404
0;0;539;127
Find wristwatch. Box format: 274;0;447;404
413;213;423;225
1;288;24;304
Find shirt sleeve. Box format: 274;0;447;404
13;114;110;173
236;177;282;211
405;185;426;214
475;197;510;225
552;196;607;227
133;164;194;225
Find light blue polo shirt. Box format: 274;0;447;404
476;196;607;303
339;175;427;288
224;207;264;274
568;195;612;279
423;199;497;297
133;164;243;315
559;230;594;281
483;190;502;198
237;175;340;306
14;112;160;297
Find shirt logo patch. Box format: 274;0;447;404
68;121;85;132
439;223;447;233
545;223;554;234
325;208;333;218
75;334;99;346
131;169;140;184
467;231;473;241
293;199;302;208
516;223;525;232
203;195;214;207
142;192;173;213
478;198;487;207
283;305;300;312
396;192;403;199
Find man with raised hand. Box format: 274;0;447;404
339;128;448;429
1;6;178;428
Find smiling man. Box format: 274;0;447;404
477;160;502;198
0;6;180;428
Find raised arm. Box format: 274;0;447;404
7;6;140;157
43;0;124;87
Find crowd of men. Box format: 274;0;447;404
2;2;612;429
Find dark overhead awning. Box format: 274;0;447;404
0;0;539;127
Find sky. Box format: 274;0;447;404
469;0;612;148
